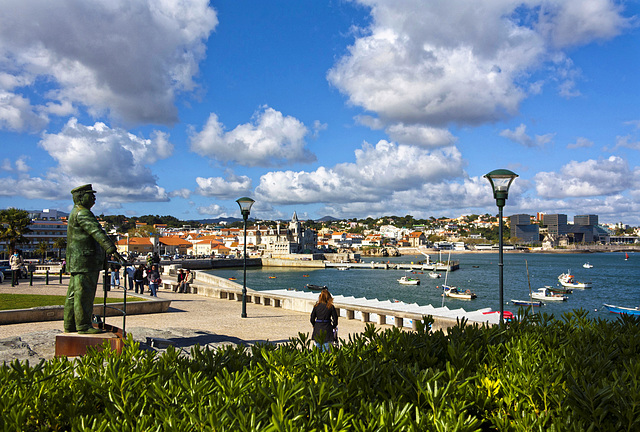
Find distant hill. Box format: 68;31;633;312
194;217;243;225
316;215;340;222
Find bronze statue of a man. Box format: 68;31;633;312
64;184;122;334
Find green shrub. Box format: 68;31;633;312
2;311;639;430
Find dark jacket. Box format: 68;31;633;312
133;268;145;281
310;303;338;343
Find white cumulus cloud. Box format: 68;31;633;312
190;107;316;167
0;0;218;128
534;155;632;198
500;123;554;147
0;117;175;202
256;140;465;205
195;173;252;199
328;0;631;128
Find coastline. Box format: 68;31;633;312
396;246;640;255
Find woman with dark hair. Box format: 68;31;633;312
147;264;161;297
310;288;338;351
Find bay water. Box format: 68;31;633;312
205;252;638;320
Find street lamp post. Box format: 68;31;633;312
236;197;255;318
484;169;518;324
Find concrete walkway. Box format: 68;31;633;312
0;276;371;363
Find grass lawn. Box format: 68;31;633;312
0;293;146;311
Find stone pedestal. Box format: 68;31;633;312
55;325;124;357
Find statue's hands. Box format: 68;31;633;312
112;251;126;264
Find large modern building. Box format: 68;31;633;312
510;214;540;244
543;213;608;244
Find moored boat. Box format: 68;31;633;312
603;304;640;315
442;285;477;299
583;262;593;268
511;299;544;307
547;285;573;295
305;284;327;291
428;271;441;279
558;271;592;289
531;286;568;302
398;276;420;285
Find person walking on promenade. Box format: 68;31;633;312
109;256;121;289
179;269;193;293
147;264;161;297
9;250;23;286
310;288;338;351
133;264;146;294
125;264;135;291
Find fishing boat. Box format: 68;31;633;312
398;275;420;285
305;284;327;291
442;285;477;299
511;299;544;307
428;271;441;279
583;262;593;269
531;286;568;302
558;271;592;289
603;304;640;315
547;285;573;295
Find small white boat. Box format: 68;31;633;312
337;266;349;271
531;286;568;302
442;285;476;299
398;276;420;285
558;271;592;289
583;262;593;269
428;271;441;279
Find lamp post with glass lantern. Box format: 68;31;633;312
236;197;255;318
484;169;518;324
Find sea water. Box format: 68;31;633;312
204;252;638;320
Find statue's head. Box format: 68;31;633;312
71;184;97;209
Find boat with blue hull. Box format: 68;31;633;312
603;304;640;316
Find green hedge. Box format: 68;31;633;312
2;310;639;431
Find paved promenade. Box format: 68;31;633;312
0;276;371;363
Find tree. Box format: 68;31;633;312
0;208;31;255
127;225;159;237
36;241;50;262
53;237;67;259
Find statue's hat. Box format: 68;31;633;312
70;184;96;195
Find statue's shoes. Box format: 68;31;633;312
78;328;106;335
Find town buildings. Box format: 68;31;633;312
2;208;638;260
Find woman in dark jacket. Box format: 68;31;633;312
133;264;146;294
310;288;338;351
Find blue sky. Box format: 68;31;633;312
1;0;639;224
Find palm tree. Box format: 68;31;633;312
0;208;31;257
36;241;50;263
53;238;67;260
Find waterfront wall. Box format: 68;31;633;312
262;257;325;268
187;271;490;333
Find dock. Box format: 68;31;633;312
324;261;459;272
